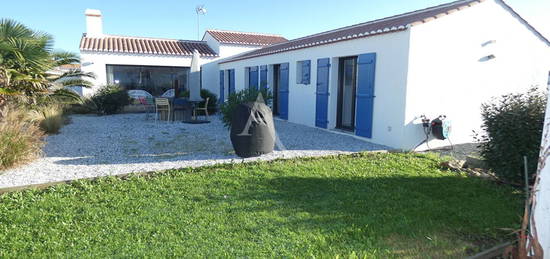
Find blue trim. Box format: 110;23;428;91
355;53;376;138
228;69;235;94
219;70;224;103
260;65;268;91
249;66;259;90
278;63;289;120
315;58;330;128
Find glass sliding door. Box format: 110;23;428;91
106;65;189;96
337;57;357;131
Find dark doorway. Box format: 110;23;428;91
337;56;357;131
272;64;280;116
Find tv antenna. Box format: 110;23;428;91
196;5;207;40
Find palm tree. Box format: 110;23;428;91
0;19;94;106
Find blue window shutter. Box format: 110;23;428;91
302;60;311;84
219;70;224;103
260;65;268;90
315;58;330;128
279;63;290;120
355;53;376;138
229;69;235;94
249;66;259;90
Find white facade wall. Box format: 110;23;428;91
202;33;220;54
79;51;216;96
535;93;550;257
219;31;411;148
405;0;550;150
200;32;263;97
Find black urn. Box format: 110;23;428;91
230;102;275;158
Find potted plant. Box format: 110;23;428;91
220;88;275;158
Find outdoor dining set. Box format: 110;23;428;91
136;95;210;123
131;49;209;124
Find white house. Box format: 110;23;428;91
80;0;550;150
79;9;287;97
218;0;550;150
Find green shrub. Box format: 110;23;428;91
477;87;546;184
219;88;272;129
0;106;44;170
180;89;218;114
91;85;130;115
66;98;97;115
29;105;66;134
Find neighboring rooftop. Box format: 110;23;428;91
221;0;549;63
80;34;218;57
205;29;288;46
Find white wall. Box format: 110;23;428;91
404;0;550;150
218;43;259;59
198;32;266;97
220;31;412;148
535;89;550;257
79;51;216;96
202;33;220;54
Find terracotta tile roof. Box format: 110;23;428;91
58;64;81;70
221;0;488;63
205;29;288;46
80;34;218;57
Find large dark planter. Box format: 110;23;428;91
230;102;275;158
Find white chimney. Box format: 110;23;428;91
85;9;103;37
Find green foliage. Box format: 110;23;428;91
476;87;546;184
179;89;218;114
0;19;93;103
91;85;130;115
219;88;273;128
0;105;43;170
0;153;521;257
65;98;97;115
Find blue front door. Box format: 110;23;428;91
219;70;224;103
278;63;289;120
228;69;235;95
315;58;330;128
259;65;268;91
355;53;377;138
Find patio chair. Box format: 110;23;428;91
193;97;210;120
155;98;171;122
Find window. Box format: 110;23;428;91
296;60;311;85
106;65;189;96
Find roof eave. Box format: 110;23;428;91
220;27;408;64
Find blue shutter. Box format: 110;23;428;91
219;70;224;103
279;63;290;120
302;60;311;84
315;58;330;128
355;53;376;138
259;65;268;90
249;66;259;90
228;69;235;94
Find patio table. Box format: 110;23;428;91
172;98;193;121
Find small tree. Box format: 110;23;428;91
219;88;272;129
91;85;130;115
477;87;546;184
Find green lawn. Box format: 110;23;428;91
0;153;521;258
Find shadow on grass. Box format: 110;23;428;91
227;174;522;250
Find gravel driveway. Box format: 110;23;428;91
0;114;388;188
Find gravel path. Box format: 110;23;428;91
0;114;388;188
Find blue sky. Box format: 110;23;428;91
1;0;548;53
